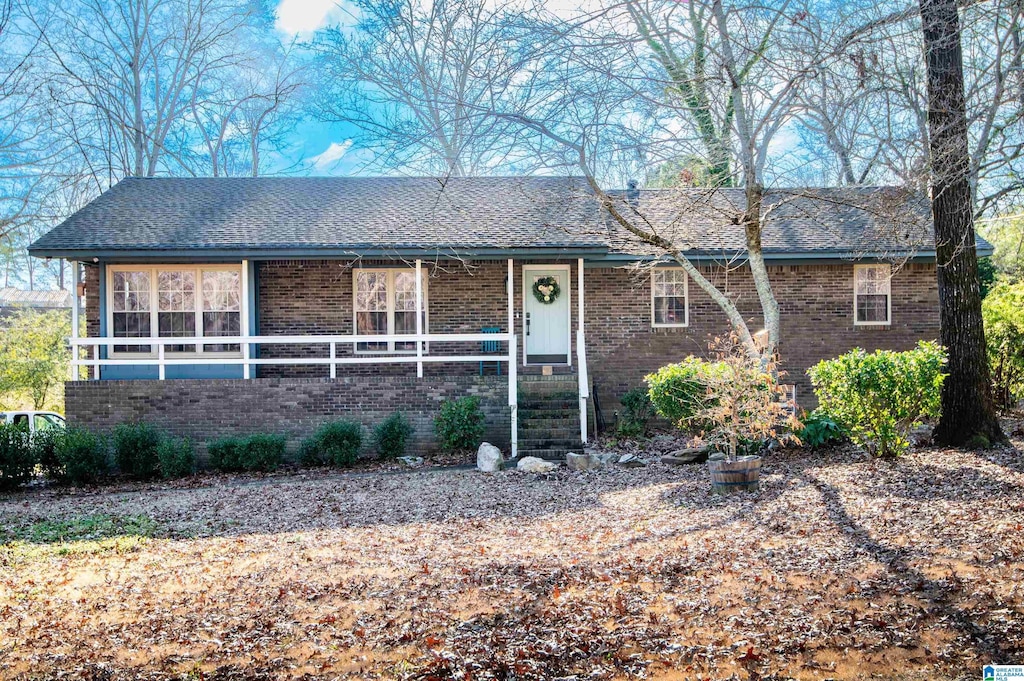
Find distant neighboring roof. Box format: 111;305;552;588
28;176;989;262
0;288;71;309
28;176;606;258
604;186;982;260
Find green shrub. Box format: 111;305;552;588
434;396;485;452
207;437;244;472
156;437;195;479
796;410;847;449
32;427;63;479
112;422;163;479
301;421;362;467
298;436;321;467
983;281;1024;408
374;412;413;459
0;422;34;491
237;434;285;472
617;387;653;438
645;356;727;430
56;428;109;484
808;341;946;458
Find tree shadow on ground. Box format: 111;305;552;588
802;470;1019;665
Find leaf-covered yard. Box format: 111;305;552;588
2;436;1023;680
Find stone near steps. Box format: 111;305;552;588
517;456;558;473
398;456;425;468
661;447;709;465
566;451;600;471
476;442;504;472
617;453;647;468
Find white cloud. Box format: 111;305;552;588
275;0;347;35
309;140;354;170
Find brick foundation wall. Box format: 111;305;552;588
64;375;511;461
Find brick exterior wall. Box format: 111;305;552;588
584;262;940;420
257;259;519;377
65;375;510;461
69;257;939;440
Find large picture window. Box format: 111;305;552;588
108;265;243;356
854;264;891;325
354;269;427;352
651;268;689;328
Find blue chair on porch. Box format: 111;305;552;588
480;327;502;376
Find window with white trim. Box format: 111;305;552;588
111;270;153;353
201;270;241;352
108;265;242;355
651;268;689;327
854;264;891;325
354;269;427;352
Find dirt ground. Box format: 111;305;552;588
1;435;1023;680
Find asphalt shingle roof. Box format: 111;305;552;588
605;186;942;258
29;176;606;255
31;177;978;260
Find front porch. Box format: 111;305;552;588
67;257;594;457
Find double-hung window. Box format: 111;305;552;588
854;264;891;325
354;269;427;352
651;268;689;327
109;265;242;355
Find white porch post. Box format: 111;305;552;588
415;258;423;378
577;258;588;444
577;258;584;335
70;260;80;381
506;258;514;334
241;259;250;379
509;333;518;459
507;258;517;458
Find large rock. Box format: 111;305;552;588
617;453;647;468
661;447;709;465
517;456;558;473
476;442;504;472
590;449;619;465
566;451;600;471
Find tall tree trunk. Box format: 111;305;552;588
919;0;1005;445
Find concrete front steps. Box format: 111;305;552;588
516;375;584;461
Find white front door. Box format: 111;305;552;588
523;266;570;364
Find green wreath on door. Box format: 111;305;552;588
532;276;561;304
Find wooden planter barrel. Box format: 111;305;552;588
707;455;762;494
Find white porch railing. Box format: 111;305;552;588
576;329;589;445
71;333;513;373
71;332;520;458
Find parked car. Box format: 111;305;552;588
0;410;66;435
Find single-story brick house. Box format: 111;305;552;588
29;176;985;458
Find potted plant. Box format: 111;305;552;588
693;336;796;494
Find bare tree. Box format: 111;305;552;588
0;0;51;242
189;40;305;176
826;0;1024;216
26;0;255;178
918;0;1005;444
312;0;540;176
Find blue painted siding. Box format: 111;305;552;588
101;364;244;380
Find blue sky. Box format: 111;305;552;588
272;0;366;175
